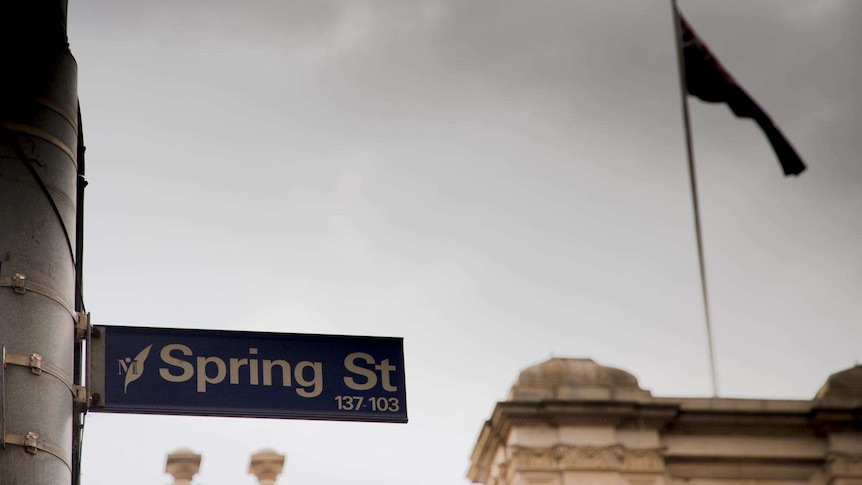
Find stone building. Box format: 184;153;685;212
467;358;862;485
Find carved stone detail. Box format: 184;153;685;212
556;445;624;470
508;445;665;473
623;449;665;472
627;479;658;485
514;447;556;469
827;453;862;477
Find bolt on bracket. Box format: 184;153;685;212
11;273;26;294
29;353;43;375
24;432;38;454
3;351;74;395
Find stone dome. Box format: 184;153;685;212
816;365;862;405
507;358;651;402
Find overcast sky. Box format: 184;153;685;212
68;1;861;484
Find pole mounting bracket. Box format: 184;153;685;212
73;385;88;413
0;273;78;323
3;349;74;396
75;312;89;341
3;432;72;471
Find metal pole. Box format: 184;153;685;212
670;0;719;397
0;1;80;483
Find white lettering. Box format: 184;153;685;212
229;358;248;384
159;344;194;382
375;358;398;392
248;348;259;385
294;361;323;398
344;352;377;391
263;359;291;387
197;356;226;392
157;344;325;395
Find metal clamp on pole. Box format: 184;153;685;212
28;354;42;376
0;273;78;323
3;432;72;471
3;351;74;396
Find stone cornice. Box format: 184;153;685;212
665;409;816;436
467;400;677;483
807;407;862;436
487;400;680;434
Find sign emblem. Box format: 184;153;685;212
117;344;153;393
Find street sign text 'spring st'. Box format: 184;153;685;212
90;326;407;423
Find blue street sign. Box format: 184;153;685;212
89;326;407;423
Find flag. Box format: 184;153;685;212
678;10;806;176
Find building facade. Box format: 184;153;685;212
468;358;862;485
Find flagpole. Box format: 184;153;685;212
670;0;719;397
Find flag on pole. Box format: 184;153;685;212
678;10;806;176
